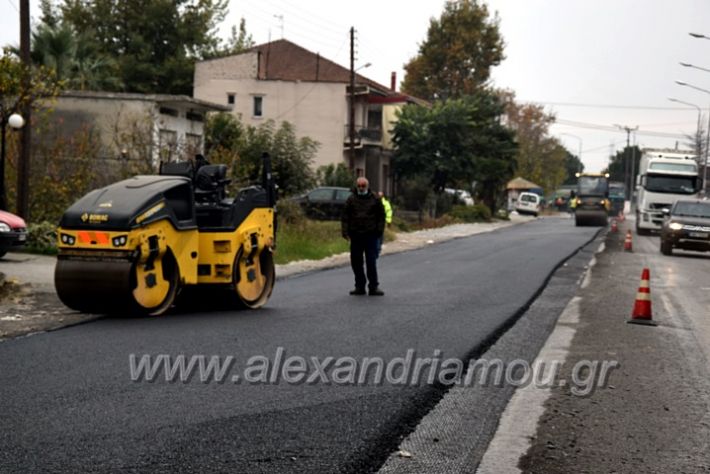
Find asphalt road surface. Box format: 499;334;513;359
518;221;710;473
0;217;599;473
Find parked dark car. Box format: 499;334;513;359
0;209;28;258
660;200;710;256
290;186;352;220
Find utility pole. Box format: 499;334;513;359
348;27;355;172
629;133;638;199
17;0;31;219
615;124;638;199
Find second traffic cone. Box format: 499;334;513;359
617;210;625;222
623;230;633;251
628;267;656;326
611;219;618;233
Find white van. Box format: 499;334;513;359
515;192;541;217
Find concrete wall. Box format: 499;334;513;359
52;96;208;165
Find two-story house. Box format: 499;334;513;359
193;39;425;195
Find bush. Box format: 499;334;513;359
25;221;58;254
417;214;458;229
276;200;305;225
434;192;455;217
390;215;412;232
448;204;492;223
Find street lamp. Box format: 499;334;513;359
689;32;710;40
676;80;710;193
668;97;702;158
679;62;710;74
0;113;25;211
559;133;583;171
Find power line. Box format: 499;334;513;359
239;0;349;48
523;100;706;111
555;118;688;138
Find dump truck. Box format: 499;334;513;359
54;153;277;315
573;172;610;226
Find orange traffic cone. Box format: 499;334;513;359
628;268;656;326
617;211;625;222
623;230;633;251
611;219;618;233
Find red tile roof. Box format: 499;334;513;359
249;39;427;106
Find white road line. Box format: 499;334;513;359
475;297;581;474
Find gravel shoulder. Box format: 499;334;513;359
0;215;533;340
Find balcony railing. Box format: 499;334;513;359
343;125;383;146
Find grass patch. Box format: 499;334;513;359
274;220;349;264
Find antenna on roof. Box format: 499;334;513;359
274;14;284;39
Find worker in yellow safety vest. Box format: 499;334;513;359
376;192;393;258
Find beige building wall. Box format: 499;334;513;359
195;55;349;170
382;103;404;150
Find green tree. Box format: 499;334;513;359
204;18;255;59
0;51;62;211
502;94;568;193
58;0;228;94
563;150;584;185
316;163;354;188
203;114;318;196
401;0;504;101
29;20;122;90
605;146;641;185
392;91;516;212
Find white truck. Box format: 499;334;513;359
635;148;701;235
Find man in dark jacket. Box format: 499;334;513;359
341;177;386;296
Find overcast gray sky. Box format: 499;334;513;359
2;0;710;172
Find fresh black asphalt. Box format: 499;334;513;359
0;217;598;473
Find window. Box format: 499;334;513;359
649;162;697;173
227;93;235;105
159;107;179;117
186;111;203;122
253;96;263;117
335;189;352;201
308;188;334;202
185;133;202;158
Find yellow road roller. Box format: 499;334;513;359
54;153;277;315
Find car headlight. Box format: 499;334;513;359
669;222;683;231
0;222;10;232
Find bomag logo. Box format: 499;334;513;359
81;213;109;223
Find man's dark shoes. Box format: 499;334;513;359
368;288;385;296
349;288;366;295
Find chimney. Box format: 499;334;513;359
390;71;396;91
